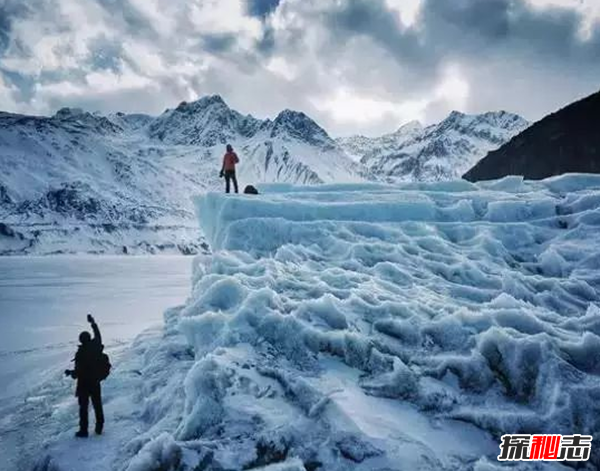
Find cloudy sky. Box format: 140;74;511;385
0;0;599;136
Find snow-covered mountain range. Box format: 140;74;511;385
0;96;357;255
0;96;527;255
337;111;529;181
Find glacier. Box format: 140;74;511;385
9;175;600;470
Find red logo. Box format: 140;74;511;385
498;434;592;461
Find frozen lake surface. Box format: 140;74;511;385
0;256;191;410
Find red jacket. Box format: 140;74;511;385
222;151;239;171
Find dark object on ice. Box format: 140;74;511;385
244;185;259;195
221;144;239;193
65;314;108;437
464;89;600;181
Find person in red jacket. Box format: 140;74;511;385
220;144;239;193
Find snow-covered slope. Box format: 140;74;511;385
337;111;529;182
16;175;600;470
337;120;424;162
0;97;359;255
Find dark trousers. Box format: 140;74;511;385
78;383;104;432
224;170;238;194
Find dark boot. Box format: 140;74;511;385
75;430;89;438
95;423;103;435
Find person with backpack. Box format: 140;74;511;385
65;314;110;438
219;144;239;193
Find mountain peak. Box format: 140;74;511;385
440;109;528;130
476;110;529;129
197;94;227;107
150;94;262;145
174;95;228;114
393;120;422;135
54;107;87;119
271;109;332;146
275;109;309;122
52;107;123;134
445;110;467;122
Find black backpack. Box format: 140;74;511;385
244;185;259;195
97;352;111;381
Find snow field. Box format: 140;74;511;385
126;175;600;470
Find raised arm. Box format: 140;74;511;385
87;314;102;344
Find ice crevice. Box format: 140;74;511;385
96;176;600;470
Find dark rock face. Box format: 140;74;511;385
0;184;12;204
270;110;333;148
464;90;600;181
44;183;101;218
0;222;22;239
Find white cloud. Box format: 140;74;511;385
187;0;262;46
308;65;470;136
1;0;111;75
434;65;470;111
84;67;154;93
310;87;427;131
126;0;177;37
526;0;600;39
385;0;423;27
123;41;168;77
266;56;297;81
0;74;20;112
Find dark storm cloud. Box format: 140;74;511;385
323;0;599;72
315;0;445;104
0;0;598;135
424;0;511;42
201;33;238;54
255;24;276;55
416;0;600;119
95;0;161;40
315;0;600;126
246;0;281;19
420;0;596;57
323;0;431;67
0;12;11;53
0;2;28;54
0;69;35;104
0;1;35;108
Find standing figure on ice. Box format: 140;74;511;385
65;314;110;438
220;143;240;193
